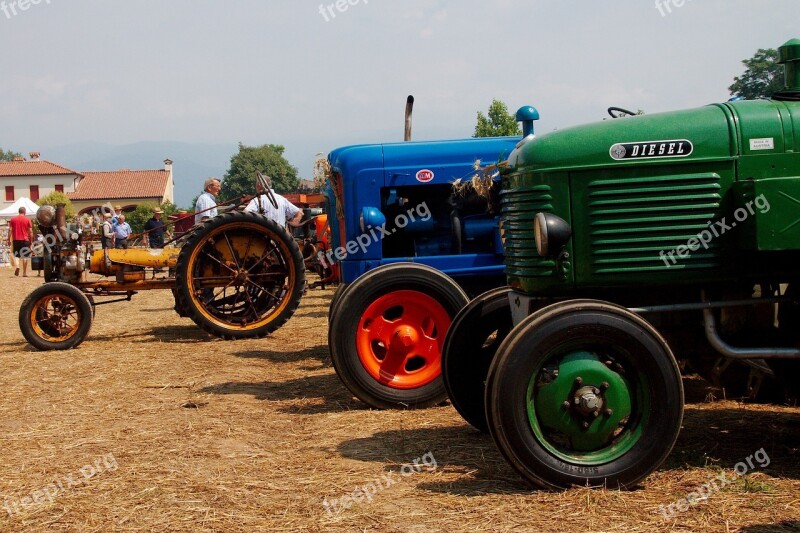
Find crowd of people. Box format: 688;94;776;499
4;175;305;276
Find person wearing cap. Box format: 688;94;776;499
111;205;123;229
143;207;169;249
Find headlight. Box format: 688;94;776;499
534;212;572;257
360;207;386;233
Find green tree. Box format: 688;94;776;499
473;99;521;138
0;148;22;161
221;143;300;200
729;48;784;99
125;200;178;234
36;191;76;219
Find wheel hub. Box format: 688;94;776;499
531;352;634;452
391;325;419;352
574;385;604;417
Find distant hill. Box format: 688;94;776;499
40;141;237;209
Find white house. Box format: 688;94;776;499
0;152;82;208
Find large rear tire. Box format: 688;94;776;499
486;299;683;489
19;282;93;351
329;263;468;409
441;287;514;432
174;212;305;339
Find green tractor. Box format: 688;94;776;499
440;39;800;489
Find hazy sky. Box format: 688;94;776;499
1;0;798;178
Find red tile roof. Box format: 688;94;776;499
68;169;171;200
0;159;81;177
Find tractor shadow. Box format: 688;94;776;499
91;325;213;344
199;373;363;414
334;385;800;496
336;425;531;495
740;522;800;533
231;345;330;368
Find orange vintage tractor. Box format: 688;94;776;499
19;175;305;350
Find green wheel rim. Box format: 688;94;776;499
526;350;649;465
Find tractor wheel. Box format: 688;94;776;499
174;211;305;339
442;286;514;432
328;282;349;323
486;299;683;489
19;282;93;351
329;263;469;409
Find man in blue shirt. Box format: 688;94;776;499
113;214;132;249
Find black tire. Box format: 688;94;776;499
329;263;469;409
19;282;93;351
486;299;684;489
328;282;349;323
174;212;305;339
442;287;514;432
327;282;350;374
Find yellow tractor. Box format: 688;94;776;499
19;182;305;350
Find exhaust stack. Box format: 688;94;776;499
404;95;414;141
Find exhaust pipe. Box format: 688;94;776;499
404;95;414;141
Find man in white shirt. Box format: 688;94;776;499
195;178;221;224
244;182;304;228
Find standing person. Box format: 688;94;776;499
113;214;132;249
33;233;45;276
101;212;114;268
143;208;169;249
111;205;123;228
244;181;304;228
8;207;33;277
195;178;221;224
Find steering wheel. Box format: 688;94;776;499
608;107;638;119
256;171;279;210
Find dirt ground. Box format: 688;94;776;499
0;267;799;532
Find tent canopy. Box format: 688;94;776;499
0;197;39;219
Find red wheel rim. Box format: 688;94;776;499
356;290;452;389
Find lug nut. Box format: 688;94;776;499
600;382;609;390
574;398;581;405
581;422;590;430
575;377;583;386
605;409;613;417
562;401;571;410
593;411;600;418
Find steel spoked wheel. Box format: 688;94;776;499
175;212;305;339
19;282;93;350
486;299;683;489
329;263;469;409
442;287;514;432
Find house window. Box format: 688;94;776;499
5;186;13;202
55;184;64;193
30;185;39;202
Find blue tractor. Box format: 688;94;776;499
322;102;537;409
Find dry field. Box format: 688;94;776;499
0;267;799;532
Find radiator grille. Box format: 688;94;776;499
587;173;723;274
